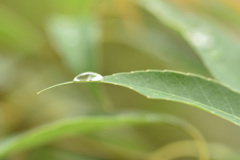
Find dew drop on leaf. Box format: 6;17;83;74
73;72;103;82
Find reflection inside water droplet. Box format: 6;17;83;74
73;72;103;82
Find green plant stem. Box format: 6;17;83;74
51;135;149;160
148;119;209;160
149;140;240;160
0;114;207;159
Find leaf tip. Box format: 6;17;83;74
36;81;74;95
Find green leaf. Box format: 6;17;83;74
103;71;240;125
38;70;240;126
46;15;101;74
134;0;240;92
104;24;207;75
0;114;201;158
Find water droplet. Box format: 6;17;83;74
73;72;103;82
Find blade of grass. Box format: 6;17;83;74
0;114;207;159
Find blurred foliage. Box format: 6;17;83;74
0;0;240;159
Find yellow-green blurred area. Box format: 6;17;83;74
0;0;240;159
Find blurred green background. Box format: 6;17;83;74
0;0;240;159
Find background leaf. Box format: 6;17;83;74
46;15;101;74
103;23;208;75
135;0;240;92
